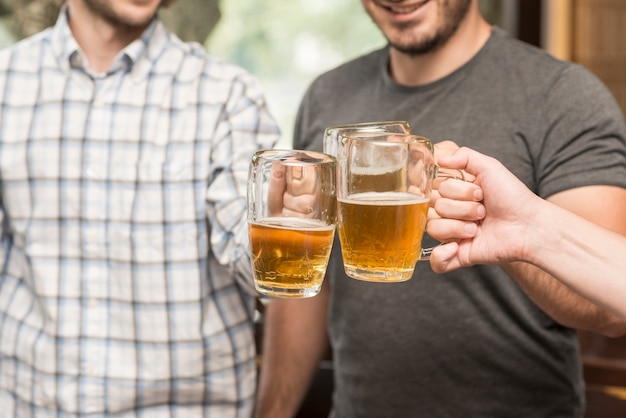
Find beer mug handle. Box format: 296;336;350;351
420;247;435;260
420;165;473;261
434;165;472;182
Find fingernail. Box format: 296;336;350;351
474;189;483;201
476;204;486;218
464;223;477;234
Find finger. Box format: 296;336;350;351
426;218;477;242
434;140;460;161
430;242;463;273
267;163;287;216
434;198;485;221
281;206;317;218
434;141;480;181
436;178;482;201
429;189;442;206
283;193;318;216
436;147;473;172
286;165;318;196
437;147;499;181
427;207;441;221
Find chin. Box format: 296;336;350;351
117;5;159;26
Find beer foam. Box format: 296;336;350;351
339;192;429;206
350;164;404;175
253;217;336;231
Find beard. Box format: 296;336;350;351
385;0;472;55
82;0;168;28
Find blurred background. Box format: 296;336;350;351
1;0;625;416
205;0;514;148
2;0;622;147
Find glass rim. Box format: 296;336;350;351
341;132;432;143
253;149;336;164
324;120;410;133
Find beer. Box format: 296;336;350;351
337;192;429;282
249;217;335;298
349;164;406;194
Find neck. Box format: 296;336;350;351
67;1;148;73
389;9;492;86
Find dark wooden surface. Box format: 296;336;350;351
579;331;626;417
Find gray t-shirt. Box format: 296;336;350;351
293;28;626;418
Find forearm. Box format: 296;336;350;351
255;282;331;418
505;198;626;335
504;260;626;336
520;200;626;325
207;76;280;293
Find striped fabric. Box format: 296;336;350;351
0;8;279;417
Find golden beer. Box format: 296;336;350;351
337;192;429;282
249;217;335;298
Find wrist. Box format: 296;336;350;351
521;199;565;266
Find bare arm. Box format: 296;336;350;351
254;280;331;418
516;194;626;323
428;147;626;336
503;185;626;336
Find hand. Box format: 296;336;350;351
267;160;319;218
426;147;541;273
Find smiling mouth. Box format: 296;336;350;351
381;0;428;14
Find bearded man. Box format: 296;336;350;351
255;1;626;417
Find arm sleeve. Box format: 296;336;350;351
535;64;626;198
205;71;280;295
293;84;314;151
293;79;328;152
0;198;8;280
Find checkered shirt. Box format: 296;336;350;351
0;8;279;417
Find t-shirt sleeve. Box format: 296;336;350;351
293;90;309;151
535;64;626;199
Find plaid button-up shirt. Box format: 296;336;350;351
0;8;279;417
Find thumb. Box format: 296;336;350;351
430;242;461;273
437;147;472;171
437;147;499;181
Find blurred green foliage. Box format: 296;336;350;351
206;0;386;146
205;0;504;146
207;0;385;82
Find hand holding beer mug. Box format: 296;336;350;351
323;120;411;156
248;150;336;298
337;133;464;282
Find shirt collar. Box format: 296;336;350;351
49;4;170;81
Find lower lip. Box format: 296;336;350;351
382;1;430;22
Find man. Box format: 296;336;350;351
255;0;626;417
0;0;279;416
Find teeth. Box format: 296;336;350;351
387;3;422;13
389;5;420;13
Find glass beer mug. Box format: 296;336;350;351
336;132;463;283
323;120;411;157
247;149;337;298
